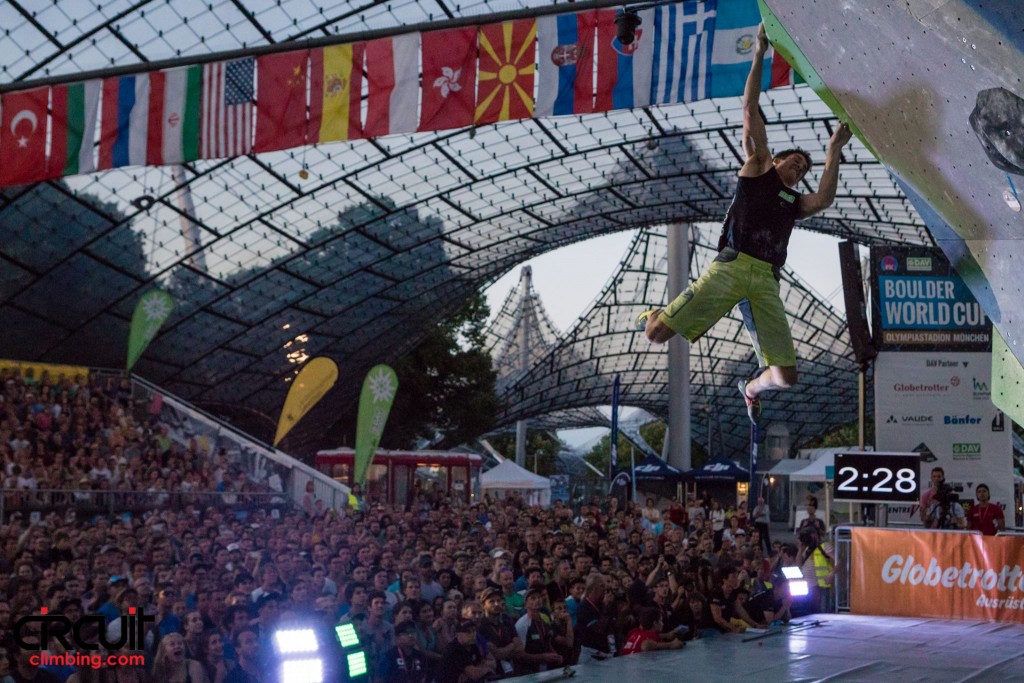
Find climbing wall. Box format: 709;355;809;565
761;0;1024;426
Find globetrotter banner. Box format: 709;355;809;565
851;528;1024;624
0;0;801;187
273;357;339;447
870;245;991;352
874;351;1012;521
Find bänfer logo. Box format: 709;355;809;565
14;607;153;652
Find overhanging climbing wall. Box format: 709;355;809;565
762;0;1024;426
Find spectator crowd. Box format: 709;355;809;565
0;366;837;683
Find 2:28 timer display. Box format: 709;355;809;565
833;452;921;503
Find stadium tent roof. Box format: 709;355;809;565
0;1;929;454
496;226;871;456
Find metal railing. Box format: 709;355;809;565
0;488;291;520
130;375;352;513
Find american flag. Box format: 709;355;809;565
201;57;254;159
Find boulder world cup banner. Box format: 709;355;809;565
870;246;991;352
851;528;1024;624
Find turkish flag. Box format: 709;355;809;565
419;27;476;132
254;50;308;153
0;86;51;186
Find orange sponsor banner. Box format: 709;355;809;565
851;528;1024;623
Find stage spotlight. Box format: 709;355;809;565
280;658;324;683
274;629;319;655
615;8;642;46
335;623;361;648
334;623;368;679
782;566;809;597
346;651;368;677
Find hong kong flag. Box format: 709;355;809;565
419;27;476;132
0;86;51;186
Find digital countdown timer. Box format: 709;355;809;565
833;451;921;504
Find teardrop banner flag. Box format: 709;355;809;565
127;290;175;372
354;364;399;487
274;357;339;447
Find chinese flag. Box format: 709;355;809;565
254;50;308;153
0;86;51;186
419;27;477;132
476;19;537;124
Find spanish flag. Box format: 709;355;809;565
309;44;364;143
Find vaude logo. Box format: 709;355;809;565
15;607;153;652
887;415;933;425
944;415;981;425
953;443;982;455
907;257;933;272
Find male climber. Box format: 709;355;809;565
641;24;853;425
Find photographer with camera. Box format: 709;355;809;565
924;479;967;530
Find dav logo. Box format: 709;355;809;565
952;443;981;456
906;257;932;272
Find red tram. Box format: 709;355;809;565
314;448;482;506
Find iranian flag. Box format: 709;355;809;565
50;80;100;177
151;66;202;164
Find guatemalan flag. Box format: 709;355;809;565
535;10;597;117
711;0;771;98
649;0;717;105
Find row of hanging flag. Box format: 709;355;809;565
0;0;800;188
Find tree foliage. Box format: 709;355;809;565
487;430;567;476
799;418;875;450
381;294;500;449
584;421;708;475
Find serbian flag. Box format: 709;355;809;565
309;43;364;143
98;75;154;169
254;50;308;153
0;86;50;186
419;27;476;132
364;33;418;137
594;7;655;111
535;10;597;117
50;80;100;177
475;19;537;124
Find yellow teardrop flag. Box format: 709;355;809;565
274;357;339;447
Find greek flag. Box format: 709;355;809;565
650;0;717;105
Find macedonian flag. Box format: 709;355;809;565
475;19;537;124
